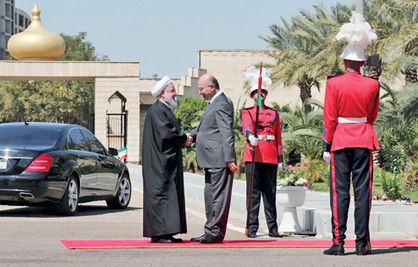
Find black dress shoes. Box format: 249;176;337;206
323;243;345;255
170;236;183;243
268;231;282;238
247;232;257;238
200;234;223;244
356;243;372;255
190;234;206;242
151;235;182;243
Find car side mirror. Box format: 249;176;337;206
108;148;118;156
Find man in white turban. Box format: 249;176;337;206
142;76;192;243
323;12;379;256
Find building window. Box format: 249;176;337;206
6;21;12;34
5;3;12;18
18;15;24;27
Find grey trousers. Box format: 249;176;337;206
203;167;234;240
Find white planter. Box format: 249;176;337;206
276;186;307;233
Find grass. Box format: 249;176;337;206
402;191;418;202
309;182;329;192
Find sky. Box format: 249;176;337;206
17;0;354;78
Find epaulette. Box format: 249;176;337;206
243;106;253;110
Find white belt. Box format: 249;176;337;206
338;117;367;123
257;135;275;141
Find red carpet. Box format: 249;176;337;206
61;239;418;250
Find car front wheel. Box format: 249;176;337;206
57;176;79;215
106;174;131;209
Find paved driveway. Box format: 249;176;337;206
0;164;416;266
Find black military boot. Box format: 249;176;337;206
323;243;344;255
356;243;372;255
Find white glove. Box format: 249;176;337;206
248;134;259;146
323;152;331;163
277;163;283;170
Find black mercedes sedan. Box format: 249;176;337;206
0;122;131;215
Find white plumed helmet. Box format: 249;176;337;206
336;11;377;61
242;66;272;95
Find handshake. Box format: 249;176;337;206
185;133;193;147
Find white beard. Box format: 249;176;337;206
165;94;178;109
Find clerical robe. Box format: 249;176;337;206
142;100;187;237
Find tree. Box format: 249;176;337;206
262;4;351;104
280;99;324;161
173;97;206;173
59;32;108;61
365;0;418;81
375;82;418;171
173;97;206;133
264;0;417;88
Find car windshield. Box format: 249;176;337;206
0;125;62;148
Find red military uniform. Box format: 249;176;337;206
241;105;283;237
242;105;283;163
323;70;380;250
323;71;380;151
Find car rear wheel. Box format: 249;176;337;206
106;174;131;209
57;176;79;215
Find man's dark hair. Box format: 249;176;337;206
209;77;220;89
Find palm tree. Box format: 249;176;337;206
279;100;329;183
366;0;418;82
262;4;352;104
280;99;324;160
375;82;418;171
376;82;418;134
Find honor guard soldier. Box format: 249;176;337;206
322;12;380;256
241;66;283;238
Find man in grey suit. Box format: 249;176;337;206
189;73;238;243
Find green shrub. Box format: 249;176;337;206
182;148;199;173
380;171;402;201
377;122;416;174
234;135;246;178
174;97;206;133
299;159;329;183
402;161;418;191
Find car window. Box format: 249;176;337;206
81;130;107;155
68;129;89;151
0;125;61;148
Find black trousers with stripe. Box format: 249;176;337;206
330;148;373;246
245;162;278;235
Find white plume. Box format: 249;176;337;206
336;11;377;49
242;66;272;92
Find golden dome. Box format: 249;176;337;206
7;5;65;60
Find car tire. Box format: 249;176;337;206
57;176;79;216
106;173;131;209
